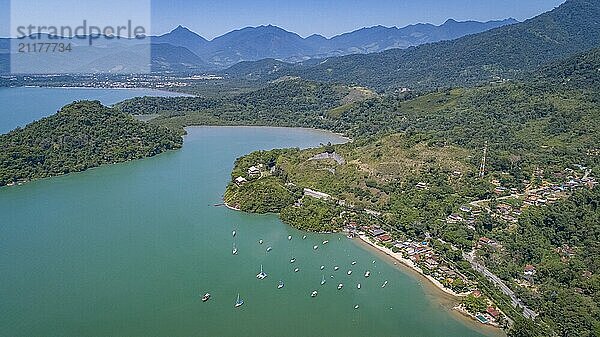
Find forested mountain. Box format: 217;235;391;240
226;0;600;91
0;101;182;186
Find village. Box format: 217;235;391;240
231;156;597;328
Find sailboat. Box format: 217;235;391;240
311;290;318;297
278;280;284;289
256;264;267;279
321;275;326;285
322;240;329;245
364;271;371;278
302;235;307;239
234;293;244;308
337;283;344;290
288;235;292;240
232;230;236;237
347;270;352;275
266;246;272;252
259;239;263;244
294;267;300;272
290;257;296;263
381;280;388;288
357;283;361;289
320;265;325;270
232;243;238;255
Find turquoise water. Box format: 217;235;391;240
0;87;186;133
0;88;499;337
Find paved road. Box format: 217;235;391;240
464;251;538;319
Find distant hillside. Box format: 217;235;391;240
227;0;599;91
536;47;600;90
0;101;182;186
152;19;517;68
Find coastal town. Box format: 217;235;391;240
230;154;597;329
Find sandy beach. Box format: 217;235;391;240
356;235;468;297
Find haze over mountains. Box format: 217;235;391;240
228;0;600;91
0;18;516;74
153;18;518;67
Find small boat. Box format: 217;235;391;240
302;235;307;239
256;265;267;279
234;293;244;308
372;260;376;264
290;258;296;263
354;304;360;309
201;293;211;302
232;230;236;237
311;290;318;297
313;245;318;250
381;280;388;288
320;265;325;270
321;275;326;285
364;271;371;278
357;283;361;289
337;283;344;290
277;280;284;289
288;235;292;240
351;261;356;265
334;266;339;271
322;240;329;245
259;239;263;244
232;243;238;255
294;267;300;272
347;270;352;275
266;246;272;252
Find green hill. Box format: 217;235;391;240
0;101;182;186
225;0;600;91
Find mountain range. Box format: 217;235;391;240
153;18;518;67
0;18;517;74
227;0;600;91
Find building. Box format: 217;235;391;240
486;306;501;320
524;264;536;276
234;176;247;185
248;166;261;177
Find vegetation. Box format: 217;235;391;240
224;0;600;91
0;101;182;186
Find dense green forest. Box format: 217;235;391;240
223;0;600;91
0;101;182;186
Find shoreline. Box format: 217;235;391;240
355;234;467;298
354;235;506;336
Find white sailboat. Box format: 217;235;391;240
381;280;388;288
364;271;371;278
288;235;292;240
321;275;326;285
337;283;344;290
311;290;318;297
232;243;238;255
256;264;267;279
232;230;236;237
357;283;361;289
234;293;244;308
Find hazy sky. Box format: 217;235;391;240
1;0;566;39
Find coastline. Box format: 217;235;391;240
355;234;467;298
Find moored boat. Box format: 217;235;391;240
337;283;344;290
234;293;244;308
321;275;326;285
364;271;371;278
311;290;318;297
381;280;388;288
277;280;284;289
256;264;267;279
201;293;211;302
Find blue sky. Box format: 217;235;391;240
1;0;566;39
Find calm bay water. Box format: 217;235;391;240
0;87;187;134
0;89;500;337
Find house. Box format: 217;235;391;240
524;264;536;276
478;237;497;247
415;182;428;190
377;234;392;243
247;166;261;177
486;306;501;320
424;258;439;270
369;228;386;237
472;290;482;298
234;176;247;185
